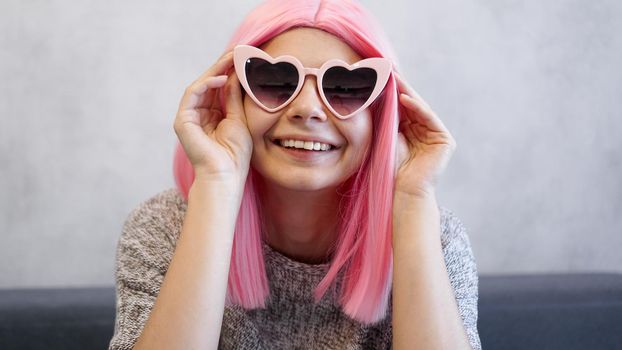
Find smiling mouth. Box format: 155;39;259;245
269;141;343;162
270;139;341;151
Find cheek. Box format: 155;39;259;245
349;112;373;150
244;96;272;142
348;114;373;167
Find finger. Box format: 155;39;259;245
202;85;224;133
178;52;234;112
399;93;449;133
178;76;227;113
195;75;228;110
395;73;429;109
223;71;247;124
192;51;234;87
202;80;219;110
398;93;428;124
394;72;432;110
399;119;417;146
395;131;410;173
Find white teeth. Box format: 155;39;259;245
278;139;333;151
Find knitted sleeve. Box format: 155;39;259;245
107;189;186;350
438;206;482;350
368;206;482;350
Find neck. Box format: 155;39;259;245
256;177;343;265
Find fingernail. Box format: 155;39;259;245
205;75;228;88
208;75;228;84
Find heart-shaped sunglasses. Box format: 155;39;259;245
233;45;392;119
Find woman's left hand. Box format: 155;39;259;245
394;72;457;199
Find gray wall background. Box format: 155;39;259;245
1;0;620;289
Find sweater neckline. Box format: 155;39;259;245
261;239;331;273
261;239;343;305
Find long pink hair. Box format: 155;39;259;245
172;0;403;325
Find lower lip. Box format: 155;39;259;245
273;142;339;162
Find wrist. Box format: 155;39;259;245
394;187;436;203
394;178;437;200
393;190;439;214
190;177;244;201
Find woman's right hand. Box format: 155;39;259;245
173;50;253;188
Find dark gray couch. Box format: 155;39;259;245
1;273;621;349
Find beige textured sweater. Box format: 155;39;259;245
108;188;482;350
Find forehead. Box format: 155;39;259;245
259;27;363;68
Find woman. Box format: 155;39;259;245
109;0;481;349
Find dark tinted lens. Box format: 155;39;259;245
322;67;376;116
245;58;299;109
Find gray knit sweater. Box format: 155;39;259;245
108;188;482;350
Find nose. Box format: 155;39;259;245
285;75;328;122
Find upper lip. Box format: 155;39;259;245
272;135;341;148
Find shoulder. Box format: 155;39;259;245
122;188;187;239
109;188;188;349
116;188;188;268
437;206;482;348
437;205;479;298
124;187;187;225
438;205;474;251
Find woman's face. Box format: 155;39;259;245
243;27;373;192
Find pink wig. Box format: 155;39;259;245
172;0;403;325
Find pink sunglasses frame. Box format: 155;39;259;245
233;44;393;120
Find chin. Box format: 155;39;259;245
273;173;342;192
